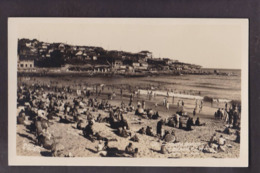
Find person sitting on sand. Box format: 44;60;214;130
186;118;193;131
96;113;103;123
83;121;95;142
152;111;160;119
218;135;226;146
96;140;105;153
195;117;206;126
217;135;226;151
125;143;135;155
77;120;84;130
147;109;154;119
130;134;139;142
133;148;138;157
137;127;146;135
235;130;240;143
161;142;168;154
125;143;139;157
162;130;177;143
98;141;110;157
37;129;56;150
101;141;121;157
167;117;175;127
120;119;130;130
118;126;131;138
146;126;155;137
162;130;169;140
209;133;218;145
223;127;232;135
35;116;49;138
17;111;26;125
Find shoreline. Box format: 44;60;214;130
17;70;238;78
17;74;241;103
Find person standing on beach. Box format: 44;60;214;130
225;102;228;111
157;119;163;137
163;98;166;107
130;93;133;103
96;85;98;96
166;101;170;110
142;100;146;109
193;108;196;116
182;100;184;107
199;104;202;113
172;96;174;105
137;101;141;108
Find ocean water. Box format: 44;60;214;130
21;69;241;101
135;69;241;101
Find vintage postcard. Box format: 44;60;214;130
8;18;248;166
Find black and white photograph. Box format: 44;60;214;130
8;18;248;166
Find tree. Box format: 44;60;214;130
49;50;64;67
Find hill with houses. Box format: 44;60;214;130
17;38;202;75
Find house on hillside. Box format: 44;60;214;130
163;58;178;65
25;42;31;47
58;43;65;53
132;61;148;71
132;62;140;68
18;60;34;69
31;39;39;47
147;58;166;66
113;59;123;69
18;54;35;71
41;42;49;50
78;46;86;51
75;51;83;60
139;50;152;60
72;46;77;51
126;66;134;73
94;65;111;73
140;62;148;69
92;55;97;61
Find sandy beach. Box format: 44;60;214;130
16;77;240;158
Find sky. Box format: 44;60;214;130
13;18;247;69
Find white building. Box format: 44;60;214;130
18;60;34;69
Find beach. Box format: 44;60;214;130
16;72;241;158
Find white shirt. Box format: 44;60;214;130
218;137;226;145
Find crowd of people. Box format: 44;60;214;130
16;78;241;157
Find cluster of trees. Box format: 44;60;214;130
35;50;64;67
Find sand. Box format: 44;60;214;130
16;92;240;158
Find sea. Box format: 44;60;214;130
20;69;241;101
